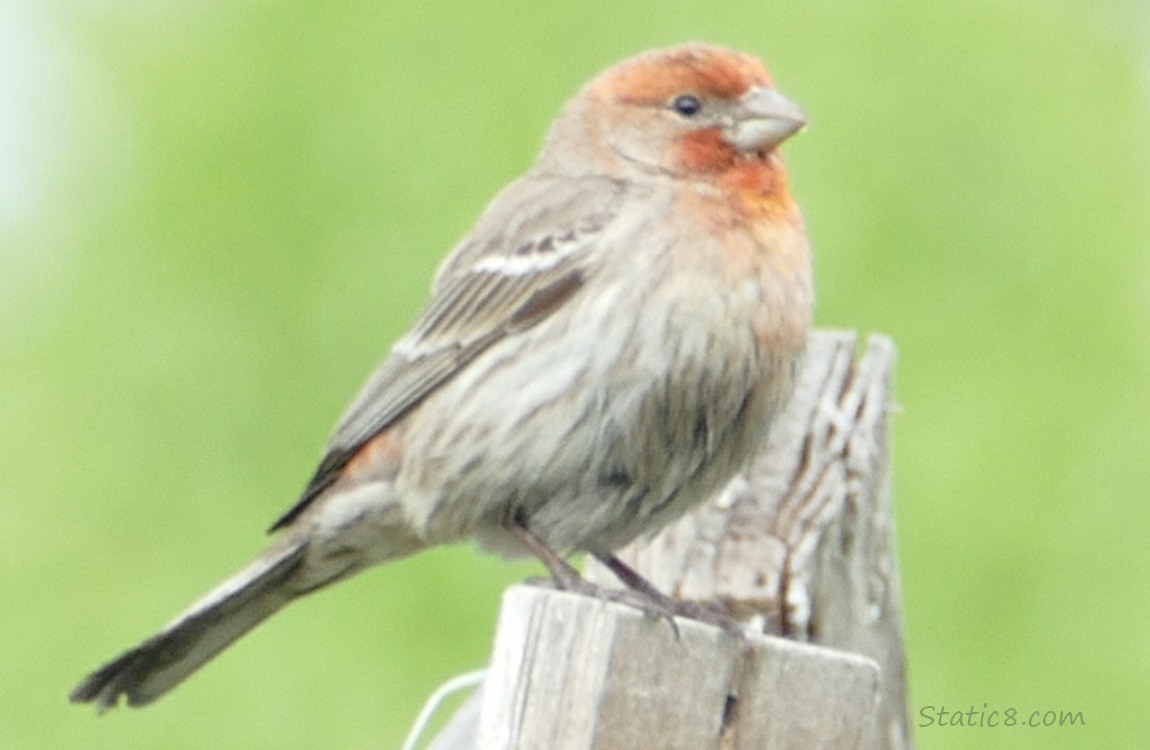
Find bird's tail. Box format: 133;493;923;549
70;537;310;710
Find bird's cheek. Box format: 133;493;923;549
673;129;737;174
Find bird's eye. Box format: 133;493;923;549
671;94;702;117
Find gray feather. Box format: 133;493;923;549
70;540;308;710
272;175;622;530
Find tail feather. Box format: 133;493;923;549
70;539;309;710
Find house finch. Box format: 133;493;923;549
71;42;812;710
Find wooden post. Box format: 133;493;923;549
422;331;912;750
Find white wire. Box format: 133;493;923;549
399;669;488;750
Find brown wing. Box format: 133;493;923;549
269;186;619;531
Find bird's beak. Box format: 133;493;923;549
724;87;807;153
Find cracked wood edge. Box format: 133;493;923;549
472;587;880;750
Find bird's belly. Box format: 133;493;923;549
396;277;793;555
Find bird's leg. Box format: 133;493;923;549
593;552;745;637
507;519;678;635
591;552;672;603
508;519;741;637
507;520;584;591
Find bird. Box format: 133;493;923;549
70;42;813;711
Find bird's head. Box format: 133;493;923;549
541;44;806;186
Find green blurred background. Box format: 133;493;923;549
3;0;1148;748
